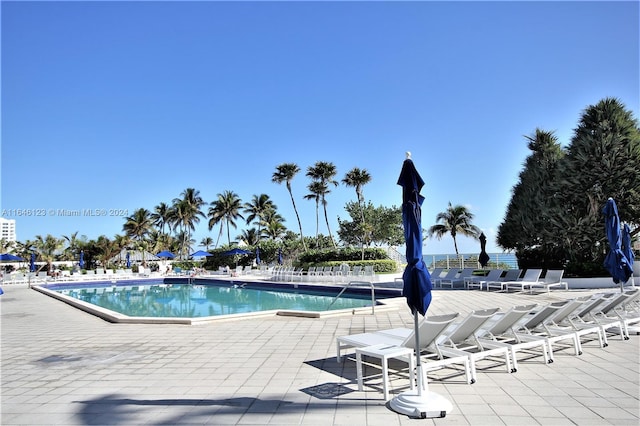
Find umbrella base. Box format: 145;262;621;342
389;390;452;418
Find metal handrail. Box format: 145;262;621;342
327;280;376;314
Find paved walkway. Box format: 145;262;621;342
1;282;638;425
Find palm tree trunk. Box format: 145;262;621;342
288;186;307;251
322;197;337;249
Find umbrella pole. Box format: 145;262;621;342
390;310;452;419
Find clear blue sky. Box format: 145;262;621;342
1;1;638;255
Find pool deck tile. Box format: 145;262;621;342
1;279;638;425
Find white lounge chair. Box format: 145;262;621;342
337;313;473;386
511;300;581;359
475;304;552;371
440;268;476;289
437;308;514;381
540;296;607;351
432;269;459;288
503;269;543;292
592;289;640;339
486;269;522;291
528;269;568;294
466;269;504;290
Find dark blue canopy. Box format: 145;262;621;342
0;253;24;261
224;248;251;256
156;250;176;259
603;198;632;284
397;157;432;316
191;250;212;257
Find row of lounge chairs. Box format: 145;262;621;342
1;269;149;284
336;288;639;400
431;267;569;293
269;265;376;283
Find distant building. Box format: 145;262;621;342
0;218;17;242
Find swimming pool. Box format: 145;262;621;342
35;278;401;324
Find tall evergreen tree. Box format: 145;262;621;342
552;97;640;264
497;129;565;266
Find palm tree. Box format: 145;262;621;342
171;188;206;258
123;208;153;242
261;209;286;240
199;237;214;251
306;161;339;248
243;194;276;243
342;167;372;259
33;234;64;273
208;190;244;246
239;228;260;246
304;180;326;246
151;202;172;235
272;163;307;251
62;231;87;262
427;202;481;255
95;235;120;271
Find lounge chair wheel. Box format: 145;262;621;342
511;368;517;373
578;351;583;355
624;336;629;340
548;360;553;364
603;343;608;347
470;379;476;384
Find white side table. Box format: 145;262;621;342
356;344;415;400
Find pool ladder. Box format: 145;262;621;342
327;281;376;314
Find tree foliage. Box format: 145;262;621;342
337;201;404;247
498;97;640;273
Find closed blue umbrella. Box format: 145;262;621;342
79;251;85;269
126;252;131;268
30;253;36;272
478;233;490;268
621;223;635;287
397;156;432;316
390;153;451;418
278;248;283;265
255;247;261;265
603;198;632;292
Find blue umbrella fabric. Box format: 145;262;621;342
79;250;85;269
278;248;283;265
397;156;432;316
478;232;490;268
191;250;212;257
603;198;633;288
621;223;635;284
223;248;251;256
30;253;36;272
255;247;261;265
0;253;24;261
126;252;131;268
156;250;175;259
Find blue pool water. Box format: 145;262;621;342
46;280;392;318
